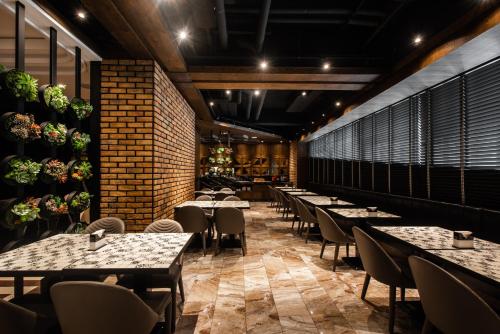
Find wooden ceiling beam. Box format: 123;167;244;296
193;82;367;91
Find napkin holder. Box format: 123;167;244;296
330;197;338;203
453;231;474;249
367;207;378;217
89;229;107;251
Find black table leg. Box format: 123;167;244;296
14;276;23;298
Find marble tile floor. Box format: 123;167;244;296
1;202;422;333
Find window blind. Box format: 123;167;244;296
411;91;429;198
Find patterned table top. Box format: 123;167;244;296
428;248;500;284
374;226;500;250
327;208;401;220
175;201;215;209
280;188;308;192
195;190;236;196
213;201;250;209
0;233;193;276
298;196;356;208
275;186;294;189
287;191;319;196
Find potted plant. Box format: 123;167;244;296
2;156;41;185
68;129;91;152
0;112;41;142
0;197;39;229
39;84;69;114
41;122;67;146
39;194;68;217
1;68;38;102
70;97;93;120
40;158;67;184
68;160;93;182
66;191;91;213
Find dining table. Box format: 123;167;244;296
195;190;236;196
0;233;194;298
286;191;319;196
298;196;357;208
280;188;308;193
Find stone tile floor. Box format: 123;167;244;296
1;202;422;333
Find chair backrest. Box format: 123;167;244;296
278;191;290;207
214;193;230;201
215;207;245;234
145;219;183;233
409;256;500;334
295;199;316;224
315;207;349;243
85;217;125;234
201;187;212;191
352;227;402;286
223;196;241;201
0;299;37;334
51;281;159;334
196;195;212;201
176;205;209;233
289;196;299;215
220;187;232;191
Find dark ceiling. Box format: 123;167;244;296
38;0;488;139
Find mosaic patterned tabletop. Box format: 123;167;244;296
213;201;250;209
175;201;215;209
428;248;500;284
274;186;294;189
298;196;356;208
195;190;235;196
0;233;193;275
374;226;500;250
287;191;319;196
280;188;308;192
327;208;401;220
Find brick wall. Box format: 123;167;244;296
289;140;298;186
100;59;195;231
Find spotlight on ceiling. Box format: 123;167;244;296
301;91;307;96
311;121;315;125
251;136;258;139
335;101;342;107
413;34;423;45
259;60;268;70
77;11;86;19
254;90;261;96
322;62;331;70
209;101;214;107
178;29;189;41
280;140;283;143
322;113;326;117
225;90;231;95
260;140;264;143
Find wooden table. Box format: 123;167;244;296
0;233;193;297
287;191;318;196
298;196;356;208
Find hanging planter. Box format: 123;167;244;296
67;128;91;153
39;194;68;218
0;112;41;143
40;158;68;184
0;68;38;102
0;197;40;230
41;121;67;147
1;155;41;186
69;97;93;120
38;84;69;114
67;160;93;182
65;191;91;213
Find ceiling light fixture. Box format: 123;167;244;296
251;136;258;139
322;62;331;70
259;60;268;70
335;101;341;107
225;90;231;95
77;11;86;19
311;121;315;125
254;90;261;96
413;34;423;45
322;113;326;117
178;29;189;41
209;101;214;107
301;91;307;96
280;140;283;143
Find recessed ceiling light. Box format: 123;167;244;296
311;121;315;125
322;113;326;117
225;90;231;95
178;29;189;41
260;140;264;143
413;34;423;45
280;140;283;143
302;128;305;131
77;11;86;19
251;136;258;139
322;62;331;70
259;60;268;70
209;101;214;107
335;101;341;107
254;90;261;96
301;91;307;96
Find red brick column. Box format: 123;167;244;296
289;141;298;186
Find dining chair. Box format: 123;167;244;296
288;196;300;231
0;298;49;334
220;187;232;191
267;185;275;208
315;207;354;271
352;227;415;334
118;219;185;333
201;187;212;191
277;191;291;219
175;206;210;256
223;195;241;201
272;189;281;212
214;207;246;256
85;217;125;234
195;195;212;201
409;256;500;334
295;199;319;243
51;281;173;334
214;193;230;201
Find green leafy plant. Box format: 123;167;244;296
4;157;41;185
43;122;67;146
0;64;5;72
44;84;69;113
42;159;67;183
71;131;91;152
11;198;40;223
4;113;41;142
43;195;68;215
70;97;93;120
4;69;38;102
69;192;91;212
70;161;93;181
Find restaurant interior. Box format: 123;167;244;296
0;0;499;333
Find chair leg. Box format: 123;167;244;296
320;239;326;258
421;318;434;334
291;215;296;230
361;274;370;300
346;243;349;257
389;285;396;334
215;233;221;256
201;232;207;256
178;273;185;303
401;287;405;302
239;232;246;256
333;243;340;272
